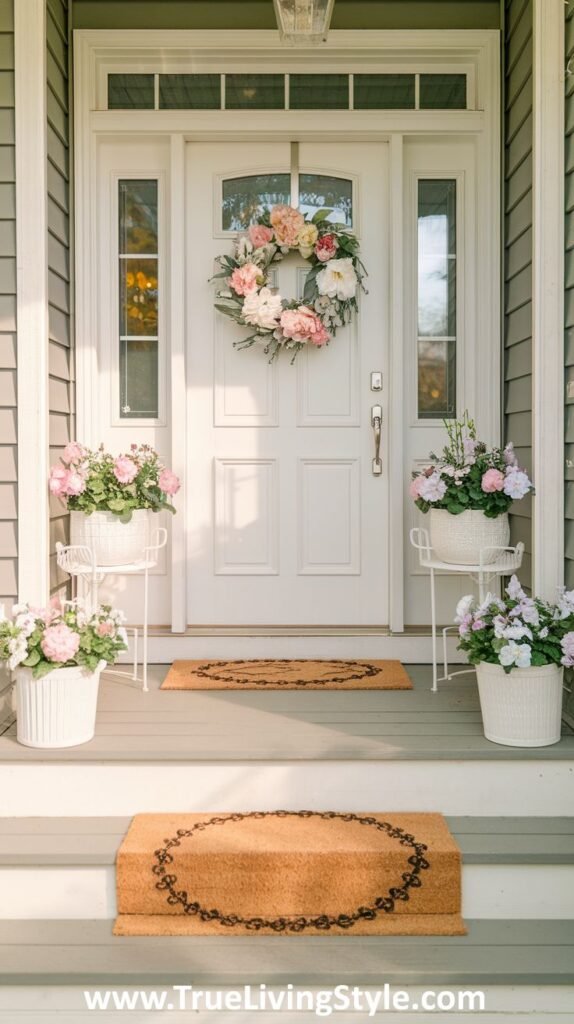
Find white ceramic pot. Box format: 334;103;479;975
13;661;106;748
475;661;563;747
429;508;510;565
70;509;151;565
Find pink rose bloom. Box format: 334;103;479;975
229;262;260;297
315;233;339;263
96;621;115;638
280;306;330;346
158;468;180;496
113;456;138;485
481;468;505;493
62;442;85;466
409;476;425;499
49;465;70;497
248;224;274;249
269;205;305;247
66;471;86;496
41;623;80;663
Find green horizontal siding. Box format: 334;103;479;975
47;0;72;597
504;0;533;589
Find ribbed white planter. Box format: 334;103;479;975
429;508;510;565
13;661;106;749
70;509;151;565
476;662;563;747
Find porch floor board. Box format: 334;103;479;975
0;665;572;762
0;919;572;986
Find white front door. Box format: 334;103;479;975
186;142;390;627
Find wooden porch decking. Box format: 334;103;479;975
0;664;572;762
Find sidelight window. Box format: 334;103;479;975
417;179;457;420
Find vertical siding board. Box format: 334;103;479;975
47;0;71;595
567;7;574;590
504;0;533;588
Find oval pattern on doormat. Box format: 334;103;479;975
152;811;430;933
193;659;383;686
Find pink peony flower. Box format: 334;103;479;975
96;621;115;638
49;466;70;497
269;205;305;247
481;468;505;493
229;262;261;297
248;224;274;249
113;456;138;485
409;476;425;499
41;623;80;663
158;468;180;496
66;471;86;496
280;306;330;346
62;442;86;466
315;233;339;263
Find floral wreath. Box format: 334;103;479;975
212;204;367;361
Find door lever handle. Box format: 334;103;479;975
371;404;382;476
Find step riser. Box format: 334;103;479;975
137;636;465;663
0;986;572;1020
2;763;573;816
0;864;572;920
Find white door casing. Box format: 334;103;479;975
186;141;389;626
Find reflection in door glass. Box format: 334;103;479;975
222;174;291;230
118;180;159;418
417;179;457;419
299;174;352;226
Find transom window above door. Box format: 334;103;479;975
107;72;469;111
221;172;353;230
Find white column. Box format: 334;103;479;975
532;0;565;600
14;0;49;604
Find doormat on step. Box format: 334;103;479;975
114;811;465;937
160;659;412;690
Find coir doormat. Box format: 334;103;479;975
160;659;413;690
114;811;464;937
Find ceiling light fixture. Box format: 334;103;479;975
273;0;335;45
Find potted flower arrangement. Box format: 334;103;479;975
49;443;180;565
0;601;128;748
409;413;532;565
455;576;571;747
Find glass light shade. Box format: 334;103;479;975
273;0;335;43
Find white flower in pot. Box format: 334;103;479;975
409;412;532;565
49;443;181;566
0;600;128;748
455;576;569;747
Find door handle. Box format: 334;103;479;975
371;405;382;476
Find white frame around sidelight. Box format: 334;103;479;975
74;29;500;636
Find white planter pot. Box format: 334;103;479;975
475;661;563;747
13;661;106;748
70;509;151;565
429;508;510;565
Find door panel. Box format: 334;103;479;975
186;141;389;626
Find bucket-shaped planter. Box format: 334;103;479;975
71;509;151;565
13;661;106;748
430;508;510;565
475;662;563;747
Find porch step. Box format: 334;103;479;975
0;817;571;921
0;919;571;987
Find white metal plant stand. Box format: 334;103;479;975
55;528;167;693
410;527;524;693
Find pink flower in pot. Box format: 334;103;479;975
481;468;505;492
158;468;181;496
113;456;138;485
41;623;80;663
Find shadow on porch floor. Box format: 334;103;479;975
0;665;572;762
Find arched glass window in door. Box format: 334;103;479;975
221;172;353;230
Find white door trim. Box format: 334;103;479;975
74;29;500;635
532;0;565;601
14;0;50;604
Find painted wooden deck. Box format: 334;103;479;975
0;664;572;762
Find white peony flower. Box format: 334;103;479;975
316;258;358;301
503;468;531;500
417;471;447;503
455;595;475;624
242;287;283;332
499;641;532;669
